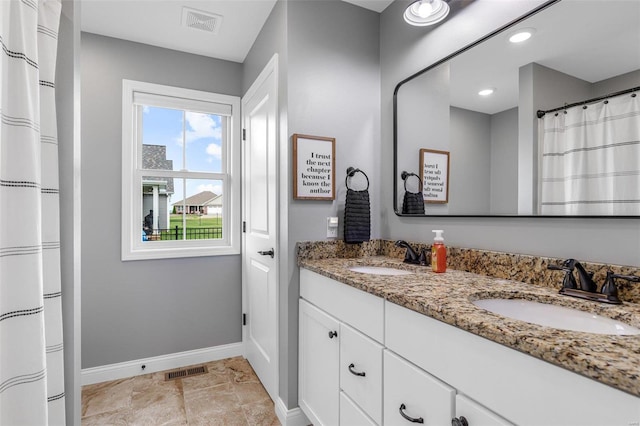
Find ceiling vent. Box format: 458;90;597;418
181;7;223;35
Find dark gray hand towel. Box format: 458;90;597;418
402;190;425;214
344;188;371;243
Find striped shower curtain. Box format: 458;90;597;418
0;0;66;424
539;92;640;215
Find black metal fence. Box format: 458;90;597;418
148;226;223;240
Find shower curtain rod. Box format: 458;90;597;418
536;85;639;118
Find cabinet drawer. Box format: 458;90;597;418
339;323;383;424
455;394;513;426
340;392;377;426
300;269;384;342
383;350;455;426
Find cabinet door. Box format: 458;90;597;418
340;392;377;426
299;300;340;426
384;350;455;426
455;394;514;426
339;324;383;424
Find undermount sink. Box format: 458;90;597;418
348;266;414;276
473;298;640;336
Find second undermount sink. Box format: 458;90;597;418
348;266;414;276
473;298;640;335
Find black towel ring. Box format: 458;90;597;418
401;171;422;193
346;167;370;191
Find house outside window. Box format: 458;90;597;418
122;80;240;260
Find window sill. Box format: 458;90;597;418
122;244;240;261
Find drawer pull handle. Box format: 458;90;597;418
451;416;469;426
348;363;366;377
328;330;338;339
399;404;424;423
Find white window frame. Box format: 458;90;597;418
121;80;241;260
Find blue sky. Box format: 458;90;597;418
142;106;223;204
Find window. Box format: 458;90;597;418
122;80;240;260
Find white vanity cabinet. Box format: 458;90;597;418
339;323;383;424
299;299;340;426
299;269;384;426
340;392;378;426
299;268;640;426
385;299;640;426
383;350;455;425
383;348;510;426
454;395;514;426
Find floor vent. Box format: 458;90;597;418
164;365;208;381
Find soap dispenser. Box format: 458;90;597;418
431;230;446;273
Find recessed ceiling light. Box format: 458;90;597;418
509;28;536;43
404;0;450;27
478;88;495;96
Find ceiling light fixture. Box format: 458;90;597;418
509;28;536;43
478;88;495;96
404;0;450;27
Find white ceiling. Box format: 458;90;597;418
82;0;639;113
449;0;640;114
342;0;394;13
81;0;393;63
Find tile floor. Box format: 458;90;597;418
81;356;280;425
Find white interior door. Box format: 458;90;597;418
242;55;278;402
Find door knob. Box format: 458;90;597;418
258;248;274;258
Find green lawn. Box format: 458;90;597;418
169;214;222;229
152;214;223;240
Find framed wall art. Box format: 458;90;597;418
293;134;335;200
420;148;450;204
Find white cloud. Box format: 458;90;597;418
206;143;222;159
197;183;223;195
142;105;150;114
185;112;222;144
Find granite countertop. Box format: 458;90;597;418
299;255;640;398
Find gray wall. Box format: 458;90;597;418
243;0;381;409
490;107;518;215
449;107;491;215
380;0;640;267
592;69;640;98
81;34;243;368
286;0;381;409
397;64;450;214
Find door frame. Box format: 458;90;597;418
241;53;280;399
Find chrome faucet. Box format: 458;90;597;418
395;240;420;264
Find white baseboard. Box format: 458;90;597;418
275;397;310;426
81;342;244;386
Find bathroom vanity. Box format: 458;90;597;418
297;242;640;426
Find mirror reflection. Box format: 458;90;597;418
395;0;640;217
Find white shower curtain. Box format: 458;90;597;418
539;92;640;215
0;0;65;424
